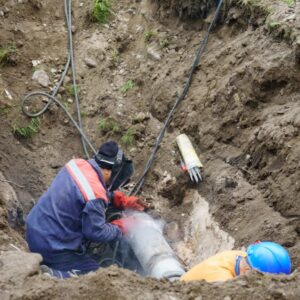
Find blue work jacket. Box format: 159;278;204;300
26;158;122;260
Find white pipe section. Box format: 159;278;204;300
176;134;203;170
176;134;203;182
125;213;185;280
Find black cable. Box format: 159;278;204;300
129;0;224;196
22;92;96;153
65;0;90;158
98;257;123;268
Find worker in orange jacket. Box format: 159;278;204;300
181;242;292;283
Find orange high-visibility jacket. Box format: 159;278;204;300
181;250;247;282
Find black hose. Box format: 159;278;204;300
22;92;96;153
65;0;90;158
98;257;123;268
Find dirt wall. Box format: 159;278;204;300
153;0;217;19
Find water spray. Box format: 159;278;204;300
124;212;185;280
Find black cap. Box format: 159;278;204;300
95;141;119;170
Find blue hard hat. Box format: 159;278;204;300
247;241;292;275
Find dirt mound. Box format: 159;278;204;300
153;0;216;19
0;0;299;298
1;250;300;300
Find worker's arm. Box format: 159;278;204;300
82;199;122;243
180;269;234;282
112;190;149;211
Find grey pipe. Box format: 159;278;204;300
125;212;185;280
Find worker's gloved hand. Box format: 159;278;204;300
111;217;138;235
113;191;149;211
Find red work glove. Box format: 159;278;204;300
111;217;138;235
113;191;149;211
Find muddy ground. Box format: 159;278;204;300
0;0;300;299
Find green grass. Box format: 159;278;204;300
0;106;12;116
12;118;40;139
280;0;295;6
0;45;15;65
121;128;135;146
159;38;170;49
0;103;12;116
98;117;121;134
121;80;134;93
66;84;81;97
268;21;281;29
240;0;262;5
91;0;111;23
266;19;295;41
280;25;294;41
63;101;70;112
80;111;87;118
144;30;156;43
238;0;271;15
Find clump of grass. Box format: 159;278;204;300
121;128;135;146
144;30;156;43
121;80;134;93
0;45;16;65
66;84;81;97
281;0;295;6
238;0;271;15
268;21;281;29
0;103;12;116
240;0;261;5
63;101;70;112
159;38;170;49
80;111;87;118
12;118;40;139
98;117;121;134
267;20;281;33
282;26;294;41
91;0;111;23
266;20;294;41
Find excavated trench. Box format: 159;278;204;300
0;0;300;299
176;191;235;268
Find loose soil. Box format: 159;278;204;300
0;0;299;299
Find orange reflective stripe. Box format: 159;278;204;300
66;159;108;202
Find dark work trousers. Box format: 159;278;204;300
42;207;142;278
41;207;122;279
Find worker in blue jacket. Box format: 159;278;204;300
26;141;148;278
